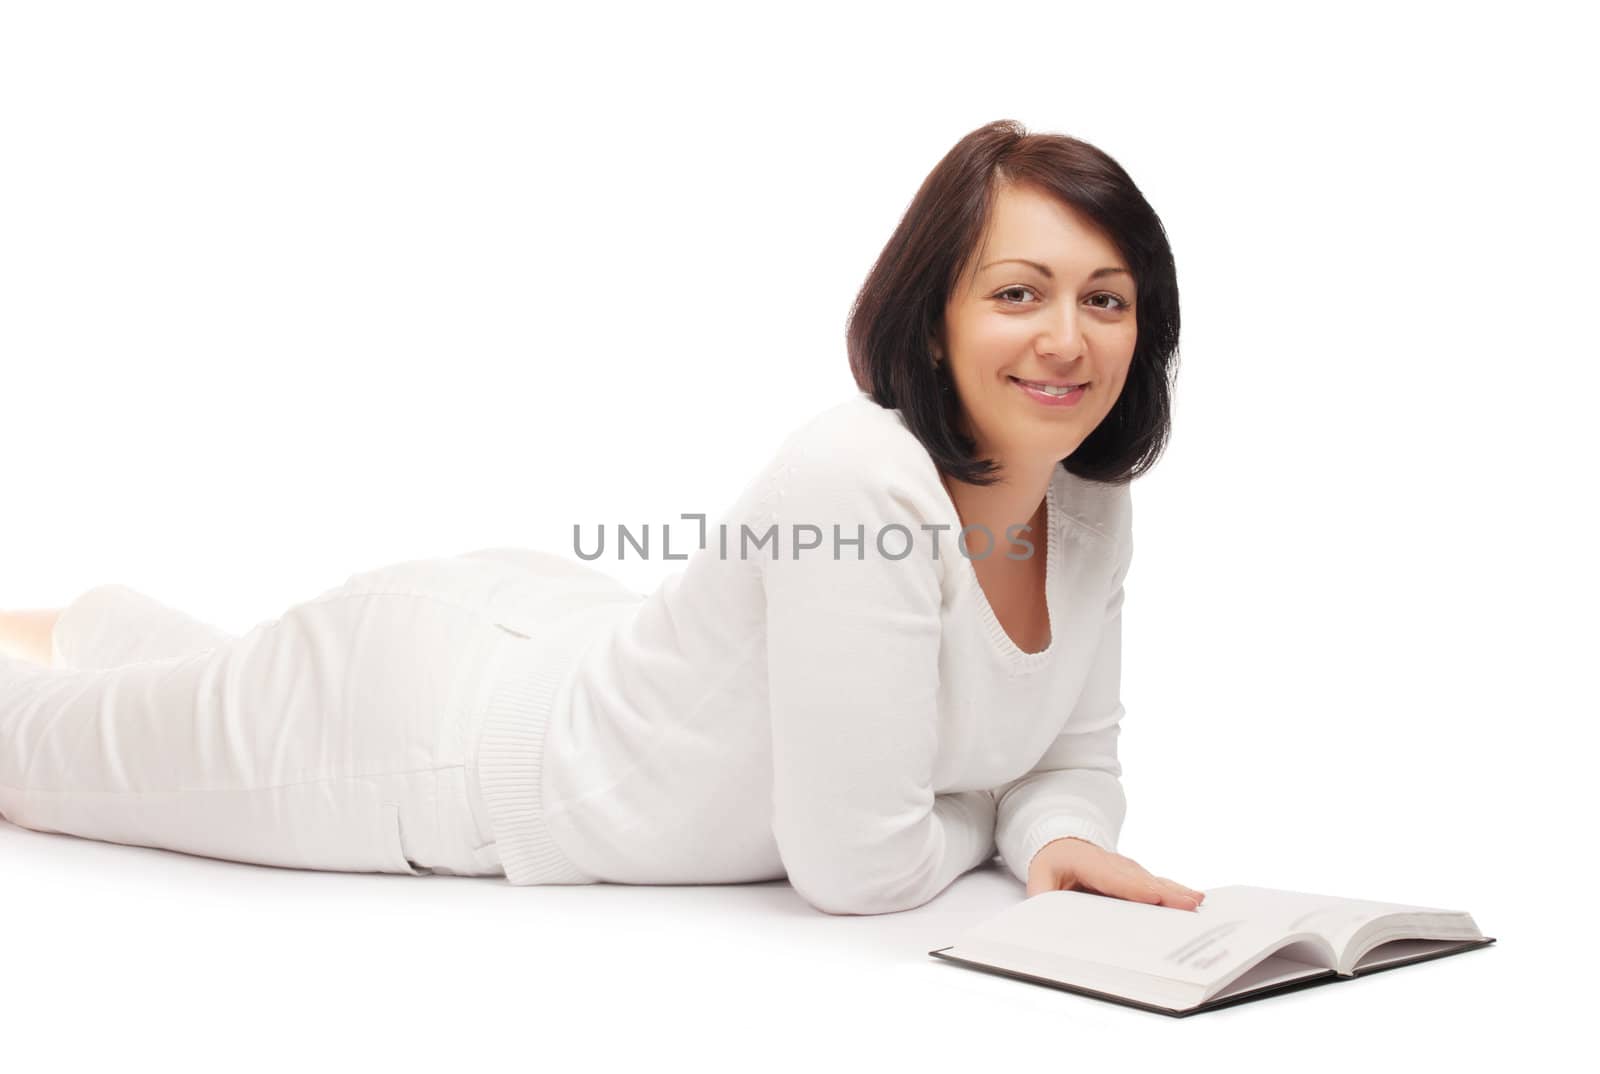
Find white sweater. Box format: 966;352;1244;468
474;392;1134;916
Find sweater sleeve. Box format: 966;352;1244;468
992;489;1134;886
760;437;997;916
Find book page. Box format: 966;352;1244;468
1207;885;1477;962
955;887;1337;991
945;885;1482;1010
1352;937;1480;972
1207;947;1337;1002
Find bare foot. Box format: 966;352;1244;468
0;608;64;666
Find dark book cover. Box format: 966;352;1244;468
927;936;1497;1017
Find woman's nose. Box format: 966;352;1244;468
1037;304;1086;362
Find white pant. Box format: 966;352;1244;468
0;549;575;878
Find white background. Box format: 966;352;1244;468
2;0;1594;1069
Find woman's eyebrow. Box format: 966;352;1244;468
980;258;1132;282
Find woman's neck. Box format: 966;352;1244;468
940;460;1054;561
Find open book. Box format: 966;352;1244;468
929;884;1495;1016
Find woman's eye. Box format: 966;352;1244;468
995;286;1131;311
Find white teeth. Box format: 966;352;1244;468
1015;378;1082;396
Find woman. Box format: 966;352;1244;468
1;119;1204;916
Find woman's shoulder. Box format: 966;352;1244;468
768;392;947;514
1052;466;1134;555
778;392;928;466
774;392;943;491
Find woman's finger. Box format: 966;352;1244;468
1154;876;1206;902
1053;854;1205;910
1142;877;1200;910
1085;861;1200;910
1076;858;1163;904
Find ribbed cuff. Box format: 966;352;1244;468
1011;816;1117;885
474;644;600;886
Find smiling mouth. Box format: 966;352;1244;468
1009;376;1088;397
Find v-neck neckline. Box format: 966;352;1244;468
935;467;1061;672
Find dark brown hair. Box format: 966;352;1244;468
846;119;1180;486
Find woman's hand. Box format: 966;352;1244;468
1026;836;1206;911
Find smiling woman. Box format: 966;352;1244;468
839;119;1189;905
942;185;1142;469
847;121;1180;490
1;119;1199;918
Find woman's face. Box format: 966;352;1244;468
941;181;1139;480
